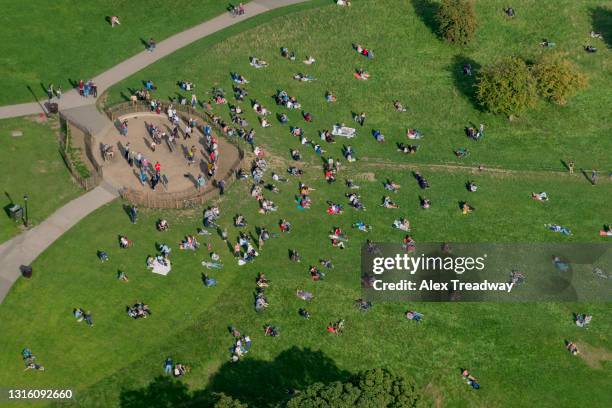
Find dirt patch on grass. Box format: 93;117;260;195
355;172;376;181
423;382;444;408
576;342;612;369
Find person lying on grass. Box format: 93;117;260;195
353;43;374;59
461;369;480;389
382;196;399;209
384;180;401;193
393;100;407;112
346;193;366;210
352;220;371;232
249;56;268;68
126;302;151;319
405;310;423;322
393;218;411;232
532;192;548;201
343;145;356;162
310;266;325;281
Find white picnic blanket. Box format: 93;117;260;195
332;125;356;138
151;259;172;276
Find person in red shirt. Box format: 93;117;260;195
154;162;161;173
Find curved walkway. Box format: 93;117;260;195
0;0;311;304
0;182;118;303
0;0;309;120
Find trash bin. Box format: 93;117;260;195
47;102;59;114
20;265;33;279
9;204;23;221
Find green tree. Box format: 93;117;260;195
476;56;538;117
532;53;588;105
211;392;248;408
287;368;420;408
436;0;478;45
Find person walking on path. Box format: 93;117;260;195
568;160;574;175
124;142;131;161
191;94;198;108
47;84;54;101
129;205;138;224
591;169;598;185
147;38;156;52
56;85;62;100
197;174;206;191
218;179;226;195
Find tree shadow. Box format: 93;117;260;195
591;6;612;49
450;55;482;110
119;347;349;407
410;0;439;36
198;346;350;406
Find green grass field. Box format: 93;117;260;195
0;117;81;243
0;0;611;407
0;0;234;105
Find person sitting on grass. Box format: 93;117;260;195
327;202;344;215
461;202;474;215
291;149;302;161
398;143;418;154
504;7;515;17
355;299;373;312
454;147;469;157
355;68;370;80
509;271;525;285
264;324;280;336
179;235;199;250
290;250;302;263
256;272;270;288
467;181;478;192
119;235;132;249
532;192;549;201
540;39;555;47
406;128;423;139
117;271;129;282
342;145;356;162
405;310;423;322
353;43;374;59
600;224;612;237
566;341;579;355
74;308;85;322
202;273;217;287
234;214;247;227
325;91;336;102
310;265;325;281
393;100;407;112
420;197;431;209
403;235;416;252
574;313;592;328
382;196;399;209
279;219;292;233
173;363;189;377
584;45;597;53
157;219;169;231
393;218;411;232
327;319;345;335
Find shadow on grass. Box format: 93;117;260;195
450;55;482;111
591;6;612;49
119;347;349;407
410;0;439;36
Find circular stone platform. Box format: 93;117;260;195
96;113;239;194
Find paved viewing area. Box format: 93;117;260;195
99;114;239;192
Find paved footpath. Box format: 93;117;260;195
0;0;309;121
0;0;312;304
0;183;119;303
